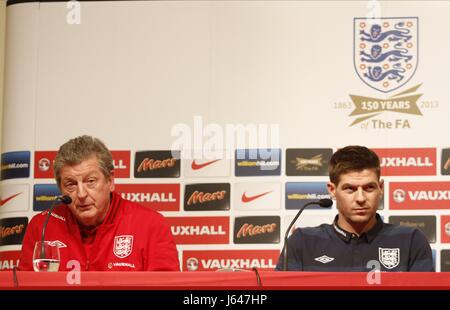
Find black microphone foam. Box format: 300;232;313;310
319;198;333;208
59;195;72;205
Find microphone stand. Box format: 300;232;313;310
283;199;332;271
40;195;72;259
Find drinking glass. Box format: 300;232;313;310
32;241;60;272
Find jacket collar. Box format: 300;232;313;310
65;191;122;235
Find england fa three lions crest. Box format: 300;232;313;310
378;247;400;269
354;17;418;93
113;235;134;258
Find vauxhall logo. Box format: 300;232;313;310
196;258;275;270
406;190;450;201
121;192;176;203
171;225;226;236
381;157;433;167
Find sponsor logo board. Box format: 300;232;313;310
33;184;62;211
285;148;332;176
233;216;280;244
0;217;28;246
390;182;450;209
182;250;279;271
184;183;230;211
373;148;436;176
233;182;281;211
388;215;436;243
0;184;29;213
442;148;450;175
111;151;131;178
115;183;180;211
441;216;450;243
235;149;281;176
134;151;180;178
166;217;229;244
1;151;30;180
442;250;450;272
184;158;231;177
285;182;332;210
34;151;56;179
0;251;21;270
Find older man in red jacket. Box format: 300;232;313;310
19;135;179;271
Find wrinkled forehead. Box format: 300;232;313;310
60;157;103;178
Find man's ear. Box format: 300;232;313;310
109;170;115;192
379;179;384;196
327;182;336;199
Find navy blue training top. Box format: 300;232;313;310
276;214;434;272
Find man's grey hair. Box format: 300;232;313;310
53;135;114;186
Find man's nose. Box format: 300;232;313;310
355;187;366;203
76;183;88;199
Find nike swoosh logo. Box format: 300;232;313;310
191;159;221;170
0;192;22;207
241;191;272;203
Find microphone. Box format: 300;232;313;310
282;198;333;271
40;195;72;257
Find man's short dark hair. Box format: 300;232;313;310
328;145;380;185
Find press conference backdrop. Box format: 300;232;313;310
1;0;450;272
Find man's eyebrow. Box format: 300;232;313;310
340;181;378;187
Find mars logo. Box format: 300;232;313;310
134;151;180;178
182;250;279;271
390;182;450;210
233;216;280;244
115;184;179;211
373;148;436;176
167;217;229;244
184;183;230;211
0;217;28;246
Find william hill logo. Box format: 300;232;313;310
233;216;280;244
184;183;230;211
